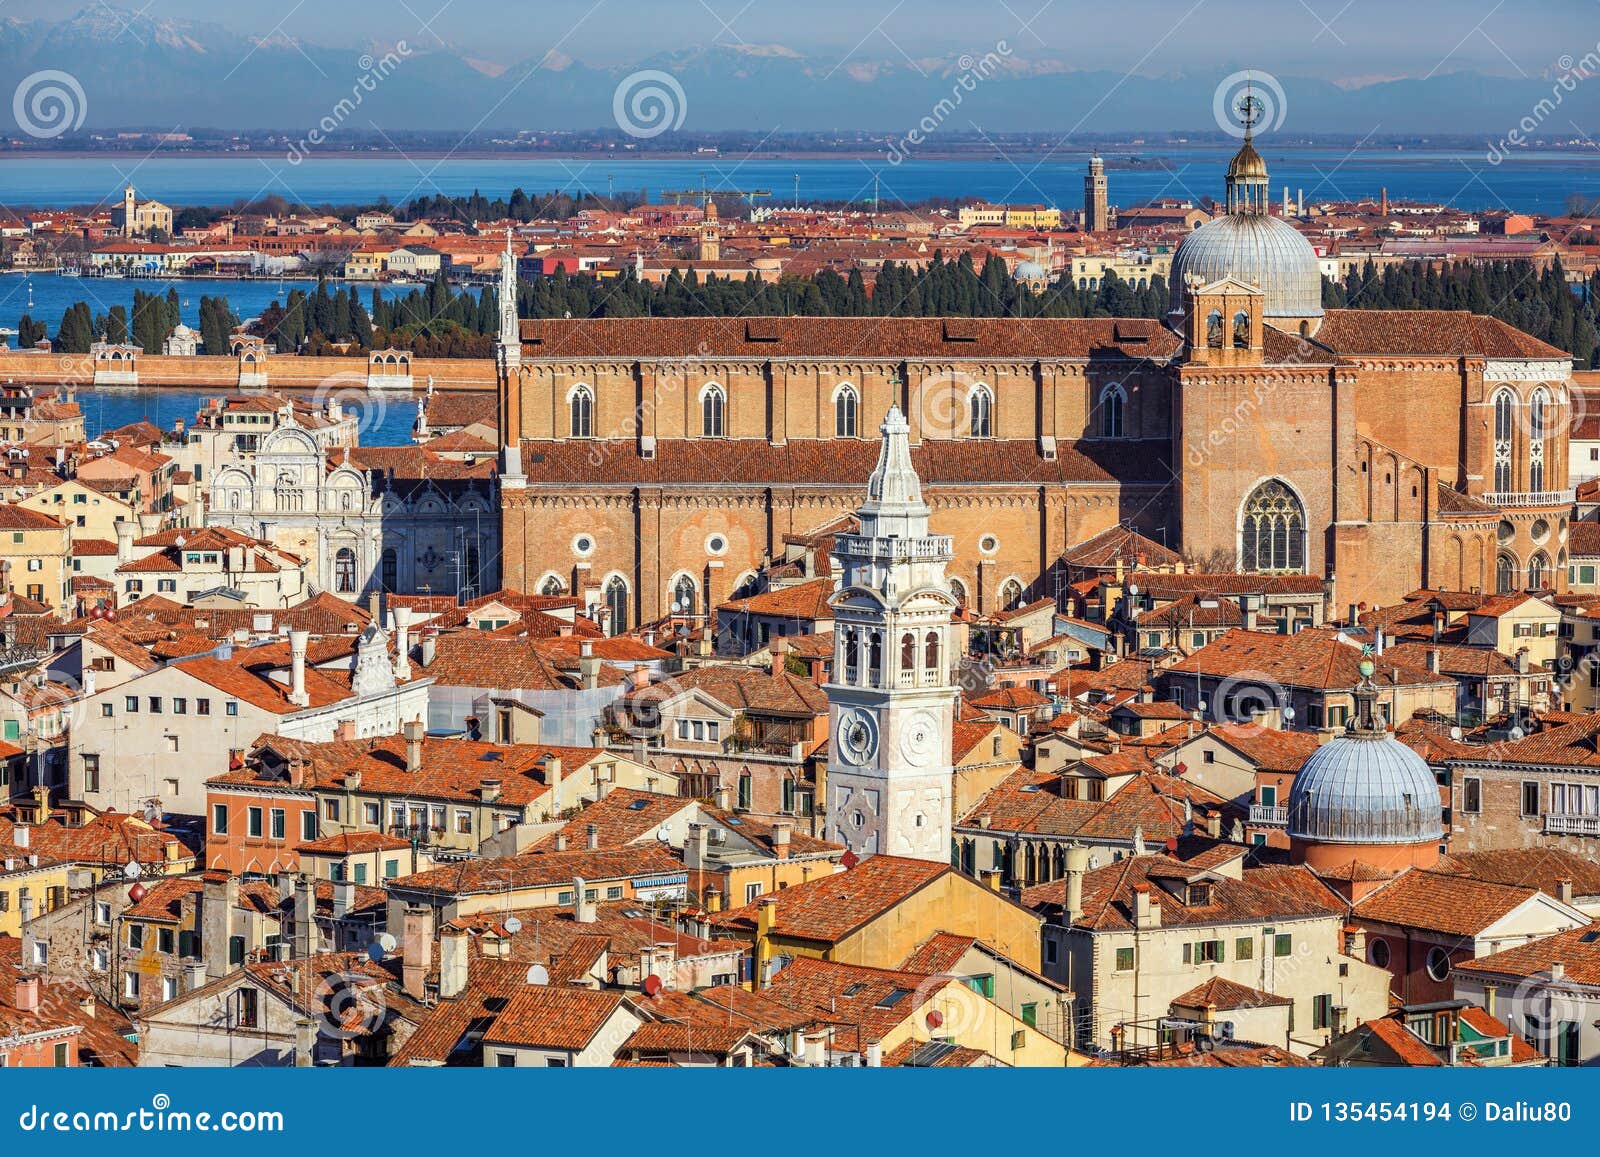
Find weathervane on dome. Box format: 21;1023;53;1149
1233;74;1263;141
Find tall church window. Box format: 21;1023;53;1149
334;547;356;594
464;542;481;597
924;630;940;675
672;574;697;616
1529;551;1550;590
540;575;564;596
1206;310;1223;348
969;386;993;438
1493;389;1515;493
999;578;1024;610
843;627;860;684
900;632;916;682
1529;388;1549;493
1232;310;1250;348
1496;553;1519;593
949;578;967;606
868;632;883;687
604;576;629;635
380;548;398;591
834;385;858;438
1098;384;1126;438
569;386;593;438
701;385;725;437
1239;480;1306;573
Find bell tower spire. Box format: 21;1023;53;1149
824;407;958;863
1223;77;1270;215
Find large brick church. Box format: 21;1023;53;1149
493;136;1574;631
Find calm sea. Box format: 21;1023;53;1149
2;149;1598;215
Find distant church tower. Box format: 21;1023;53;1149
698;197;721;264
1083;155;1109;233
823;407;959;863
496;228;524;486
121;184;137;238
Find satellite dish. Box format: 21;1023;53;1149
526;964;549;985
503;916;523;935
1128;584;1139;597
1282;706;1296;722
655;825;671;843
1449;726;1463;741
366;941;386;963
122;861;142;880
1510;726;1526;740
376;932;397;953
642;974;663;997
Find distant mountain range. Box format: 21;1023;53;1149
3;5;1596;138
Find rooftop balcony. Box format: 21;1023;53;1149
1544;813;1600;837
1249;803;1289;827
1481;489;1575;508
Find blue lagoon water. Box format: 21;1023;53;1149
2;149;1598;216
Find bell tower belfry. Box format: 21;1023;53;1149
823;406;959;863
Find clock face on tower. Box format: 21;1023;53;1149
837;709;878;765
899;709;940;767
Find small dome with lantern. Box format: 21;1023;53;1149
1287;650;1443;872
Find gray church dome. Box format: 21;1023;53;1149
1168;212;1324;321
1287;677;1443;847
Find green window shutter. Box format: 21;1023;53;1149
1216;939;1225;963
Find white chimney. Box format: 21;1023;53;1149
439;927;469;1000
287;628;310;707
573;876;595;924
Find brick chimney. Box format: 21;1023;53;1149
401;907;433;1001
403;719;425;773
13;974;39;1014
771;821;792;860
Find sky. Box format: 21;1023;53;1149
7;0;1595;77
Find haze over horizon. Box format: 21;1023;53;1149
2;1;1598;135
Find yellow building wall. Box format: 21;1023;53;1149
879;983;1067;1067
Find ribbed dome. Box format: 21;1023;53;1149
1226;141;1269;180
1014;260;1047;279
1168;213;1324;320
1287;731;1444;847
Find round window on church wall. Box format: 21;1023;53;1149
1426;946;1451;982
1369;938;1390;968
1497;520;1515;546
705;534;728;556
573;535;596;557
1531;519;1551;545
979;535;999;555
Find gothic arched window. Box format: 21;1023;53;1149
1493;389;1515;493
334;547;357;594
604;576;629;635
843;627;860;684
569;386;593;438
949;578;968;606
1099;384;1126;438
701;385;725;438
540;574;564;596
834;385;858;438
999;578;1024;610
1206;309;1223;348
868;632;883;687
900;632;916;676
672;574;697;616
1496;552;1519;593
969;386;993;438
1529;388;1549;493
1239;480;1306;573
1232;310;1250;348
1529;551;1550;591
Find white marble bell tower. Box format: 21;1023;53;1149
823;405;958;863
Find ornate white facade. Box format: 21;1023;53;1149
823;406;959;863
207;416;498;601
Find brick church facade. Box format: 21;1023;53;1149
492;140;1574;632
